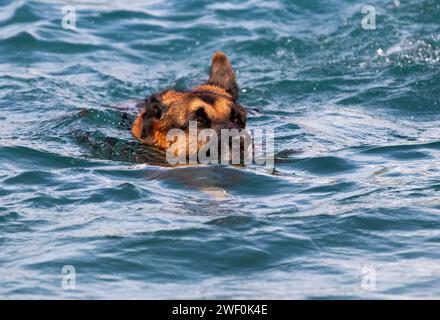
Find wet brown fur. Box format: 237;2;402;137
131;52;247;155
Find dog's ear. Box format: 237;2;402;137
207;51;239;100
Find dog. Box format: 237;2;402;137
131;51;248;163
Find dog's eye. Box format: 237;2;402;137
231;109;244;126
194;107;211;127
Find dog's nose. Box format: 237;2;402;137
217;124;251;148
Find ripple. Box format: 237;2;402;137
283;156;358;175
2;170;57;186
0;31;108;53
0;146;101;169
81;182;150;204
362;141;440;155
0;1;39;27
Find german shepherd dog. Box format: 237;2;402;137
72;52;249;197
131;51;247;163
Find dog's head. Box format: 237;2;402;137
132;52;247;159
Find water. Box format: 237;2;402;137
1;0;439;299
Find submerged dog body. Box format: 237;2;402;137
131;52;247;159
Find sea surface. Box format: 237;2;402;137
1;0;439;299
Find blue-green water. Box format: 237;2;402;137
1;0;439;299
